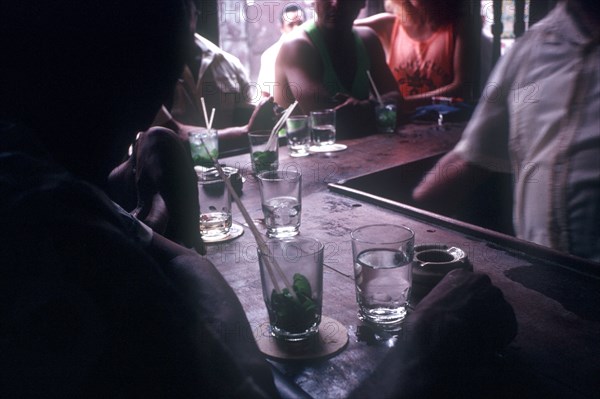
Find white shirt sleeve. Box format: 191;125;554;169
452;42;523;174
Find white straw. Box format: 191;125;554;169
266;100;298;150
200;97;215;132
366;70;383;106
197;137;294;296
200;97;210;128
208;108;215;131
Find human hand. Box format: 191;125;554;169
350;269;516;399
131;193;168;234
166;121;201;145
133;127;204;254
403;269;517;364
247;96;277;132
331;93;376;138
332;92;351;105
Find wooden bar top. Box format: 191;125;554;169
204;123;600;398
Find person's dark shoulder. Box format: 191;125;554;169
0;152;205;397
0;150;124;240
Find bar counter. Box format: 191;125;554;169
204;122;600;398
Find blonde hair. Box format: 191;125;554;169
385;0;462;27
384;0;401;13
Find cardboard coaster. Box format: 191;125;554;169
202;222;244;244
254;316;348;361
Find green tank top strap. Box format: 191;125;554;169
304;21;370;100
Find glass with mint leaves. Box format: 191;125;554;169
258;237;324;341
248;130;279;175
375;102;397;134
189;128;219;168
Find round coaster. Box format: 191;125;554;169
309;143;347;153
254;316;348;361
201;222;244;244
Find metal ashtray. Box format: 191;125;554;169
195;165;244;196
411;244;472;303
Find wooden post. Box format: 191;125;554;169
467;0;483;100
530;0;557;27
492;0;504;67
514;0;526;37
195;0;220;45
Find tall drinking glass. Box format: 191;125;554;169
310;109;336;147
258;170;302;238
375;101;397;134
197;174;232;241
248;130;279;175
258;237;324;341
188;128;218;168
351;224;414;331
285;115;311;157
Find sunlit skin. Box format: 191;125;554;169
274;0;401;136
355;0;469;110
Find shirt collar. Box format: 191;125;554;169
540;2;592;48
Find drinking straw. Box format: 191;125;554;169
200;97;210;128
208;108;215;130
366;70;383;106
265;100;298;151
200;97;216;131
197;136;294;296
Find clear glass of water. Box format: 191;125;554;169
351;224;414;331
197;174;232;241
309;109;336;147
285;115;311;157
258;236;324;341
258;170;302;238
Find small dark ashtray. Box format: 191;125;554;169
195;165;244;196
411;244;472;303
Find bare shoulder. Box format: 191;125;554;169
354;13;396;32
354;26;384;48
355;12;396;27
279;29;315;63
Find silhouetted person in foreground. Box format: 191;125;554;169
1;0;516;397
0;1;277;396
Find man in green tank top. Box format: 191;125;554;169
274;0;401;138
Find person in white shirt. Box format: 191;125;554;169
413;0;600;261
155;32;277;156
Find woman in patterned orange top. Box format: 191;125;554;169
356;0;469;111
